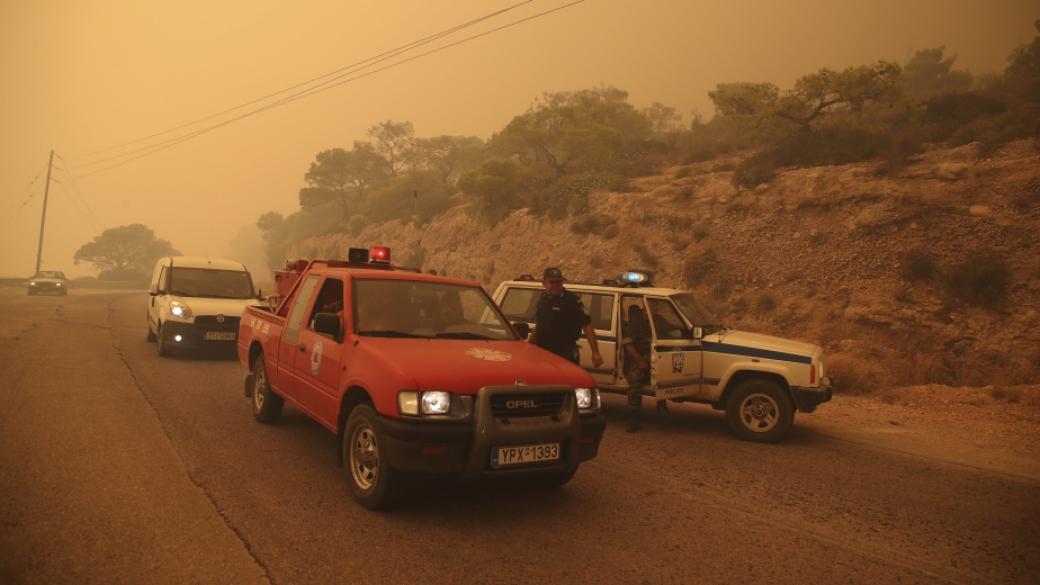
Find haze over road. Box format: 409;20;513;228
1;289;1037;585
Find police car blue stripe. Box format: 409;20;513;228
701;341;812;365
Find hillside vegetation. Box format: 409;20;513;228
259;23;1040;391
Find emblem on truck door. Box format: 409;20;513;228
310;340;324;375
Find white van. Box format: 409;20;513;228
146;256;260;357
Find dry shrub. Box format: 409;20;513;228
827;353;889;394
756;292;778;313
900;247;938;282
570;213;618;237
633;243;660;269
945;252;1011;308
674;166;692;179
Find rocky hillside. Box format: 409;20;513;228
289;140;1040;390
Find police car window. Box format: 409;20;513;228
499;287;540;322
576;293;614;331
354;279;516;340
647;298;692;340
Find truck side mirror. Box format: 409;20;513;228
314;313;342;338
512;322;531;340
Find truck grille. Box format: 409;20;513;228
490;392;567;418
194;315;240;330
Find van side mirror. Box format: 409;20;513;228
314;313;341;338
693;326;704;340
149;286;159;296
512;322;531;340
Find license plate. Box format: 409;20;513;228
491;443;560;468
204;331;236;341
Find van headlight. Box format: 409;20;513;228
575;387;600;412
169;300;192;320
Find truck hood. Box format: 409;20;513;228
175;297;257;319
358;338;595;393
706;329;819;359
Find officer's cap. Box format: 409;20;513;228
542;267;565;282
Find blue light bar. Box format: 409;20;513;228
622;271;646;283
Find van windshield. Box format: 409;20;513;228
169;268;254;299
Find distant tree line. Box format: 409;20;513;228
257;22;1040;266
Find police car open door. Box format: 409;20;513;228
645;296;703;401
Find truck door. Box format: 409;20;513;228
277;274;321;393
292;276;345;428
646;297;702;401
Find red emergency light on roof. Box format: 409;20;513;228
370;246;391;263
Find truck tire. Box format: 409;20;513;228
725;378;795;443
343;404;399;510
157;323;173;357
251;355;284;423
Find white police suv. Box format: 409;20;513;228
492;271;831;443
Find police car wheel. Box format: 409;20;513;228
343;404;399;510
251;355;283;423
725;379;794;443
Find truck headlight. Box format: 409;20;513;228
398;391;419;416
575;387;600;411
169;301;192;320
421;391;451;415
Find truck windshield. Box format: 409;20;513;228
354;279;516;340
169;268;254;299
670;293;722;331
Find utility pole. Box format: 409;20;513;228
34;149;54;273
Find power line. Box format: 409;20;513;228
68;0;535;162
69;0;585;180
55;166;106;229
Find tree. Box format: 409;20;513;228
458;158;533;222
73;224;178;281
491;87;651;178
774;61;902;131
367;170;456;226
367;120;416;176
902;47;972;97
1006;20;1040;101
708;82;779;118
299;143;389;214
410;135;485;184
641;102;684;142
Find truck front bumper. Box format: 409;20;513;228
791;377;833;413
374;385;606;479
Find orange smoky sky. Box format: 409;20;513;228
1;0;1036;277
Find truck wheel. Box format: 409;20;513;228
251;355;283;423
725;378;795;443
157;323;173;357
343;404;399;510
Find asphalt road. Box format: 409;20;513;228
1;290;1037;585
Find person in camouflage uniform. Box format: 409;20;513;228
622;303;652;432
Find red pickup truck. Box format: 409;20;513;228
237;247;605;509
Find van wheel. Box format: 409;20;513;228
157;323;173;357
251;355;283;423
725;378;794;443
343;404;399;509
533;466;578;488
146;321;157;342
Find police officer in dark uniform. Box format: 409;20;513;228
529;267;604;368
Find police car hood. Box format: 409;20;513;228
360;338;594;393
707;329;819;357
175;296;256;318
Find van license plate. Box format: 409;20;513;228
204;331;236;341
491;443;560;468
